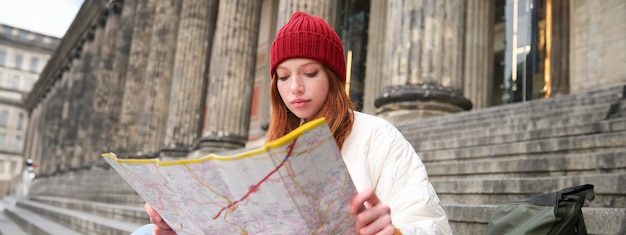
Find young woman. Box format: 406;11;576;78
265;12;451;235
135;11;451;235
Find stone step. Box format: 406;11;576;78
418;130;626;163
29;170;132;187
29;170;146;206
29;195;148;225
13;198;143;235
2;197;83;235
409;116;625;151
443;204;626;235
30;192;145;206
432;173;626;207
426;150;626;179
32;185;138;195
0;198;28;235
397;85;624;130
404;103;612;140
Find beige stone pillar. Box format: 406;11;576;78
108;0;137;155
117;0;156;156
45;65;71;175
463;0;494;109
276;0;336;26
92;1;122;156
63;25;101;169
74;22;105;166
24;102;42;174
375;0;472;122
362;0;388;115
162;0;218;158
23;104;38;170
199;0;262;153
133;0;182;156
58;43;85;170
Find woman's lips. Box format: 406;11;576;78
291;99;309;108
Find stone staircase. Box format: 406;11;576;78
0;167;148;235
395;85;626;234
1;85;625;235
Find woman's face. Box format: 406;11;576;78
275;58;330;121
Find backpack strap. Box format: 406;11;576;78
522;184;595;207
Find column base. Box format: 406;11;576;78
160;144;191;161
374;83;473;123
196;135;246;155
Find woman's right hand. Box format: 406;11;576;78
144;203;177;235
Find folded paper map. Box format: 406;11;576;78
102;118;357;234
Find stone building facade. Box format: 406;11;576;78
0;24;59;195
22;0;625;176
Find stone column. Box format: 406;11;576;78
277;0;336;26
66;26;100;169
23;103;37;168
199;0;262;153
117;0;156;156
134;0;182;156
463;0;494;109
74;11;109;166
375;0;472;122
362;0;388;114
53;59;75;173
58;43;84;170
108;0;137;155
162;0;218;158
24;103;42;174
91;1;121;158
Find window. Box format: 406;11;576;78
494;0;547;104
23;77;32;90
30;57;39;73
0;50;5;66
337;0;370;111
11;75;19;89
0;133;6;150
17;113;24;130
10;159;17;174
15;135;23;153
15;53;23;70
0;110;8;127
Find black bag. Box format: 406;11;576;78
486;184;595;235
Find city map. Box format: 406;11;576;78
102;118;357;234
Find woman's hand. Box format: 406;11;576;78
144;203;177;235
349;187;395;235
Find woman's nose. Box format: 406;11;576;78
291;78;304;93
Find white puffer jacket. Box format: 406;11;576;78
341;111;452;235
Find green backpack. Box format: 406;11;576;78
486;184;595;235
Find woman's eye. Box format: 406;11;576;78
277;75;289;81
304;71;318;77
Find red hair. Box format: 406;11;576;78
266;66;354;149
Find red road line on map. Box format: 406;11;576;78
212;138;298;220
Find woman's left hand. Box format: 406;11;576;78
349;187;395;235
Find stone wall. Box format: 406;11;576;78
570;0;626;93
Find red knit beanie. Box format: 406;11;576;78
270;11;346;83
